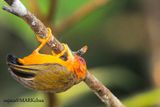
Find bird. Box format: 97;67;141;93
6;28;87;93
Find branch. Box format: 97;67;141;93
55;0;109;34
74;45;88;56
46;93;58;107
46;0;57;24
84;71;125;107
142;0;160;87
2;0;124;107
3;0;63;54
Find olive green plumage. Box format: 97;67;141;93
7;54;79;93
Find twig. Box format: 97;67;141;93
3;0;63;54
84;71;125;107
55;0;109;34
74;45;88;56
2;0;124;107
46;0;57;25
142;0;160;87
46;93;58;107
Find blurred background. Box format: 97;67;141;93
0;0;160;107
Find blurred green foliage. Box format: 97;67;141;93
0;0;159;107
123;89;160;107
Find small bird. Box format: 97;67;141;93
6;28;87;93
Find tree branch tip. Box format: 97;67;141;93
2;5;17;16
3;0;27;16
81;45;88;53
75;45;88;56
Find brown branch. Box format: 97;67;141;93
2;0;124;106
142;0;160;87
55;0;109;34
46;93;58;107
74;45;88;56
46;0;57;24
3;0;63;54
84;71;125;107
